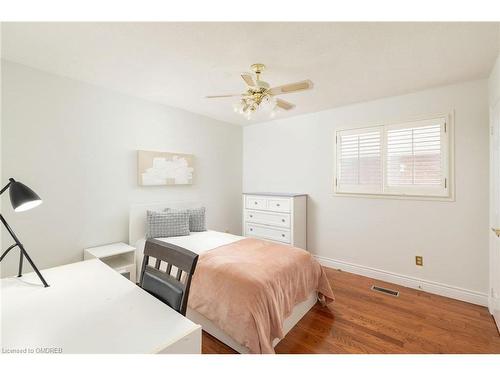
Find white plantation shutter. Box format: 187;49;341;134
335;116;450;198
337;127;382;193
384;118;448;196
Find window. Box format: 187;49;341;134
335;116;451;198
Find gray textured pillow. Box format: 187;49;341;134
187;207;207;232
146;210;190;239
164;207;207;232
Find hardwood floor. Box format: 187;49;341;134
202;267;500;354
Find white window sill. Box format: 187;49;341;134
332;191;455;202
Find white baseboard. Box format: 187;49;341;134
491;297;500;332
494;310;500;333
315;255;488;307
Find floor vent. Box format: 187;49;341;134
371;285;400;297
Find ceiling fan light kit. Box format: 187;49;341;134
207;63;313;120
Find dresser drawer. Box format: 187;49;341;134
245;196;267;210
267;198;291;213
245;223;291;244
245;210;290;228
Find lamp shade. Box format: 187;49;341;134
9;179;42;212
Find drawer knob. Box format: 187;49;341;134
250;228;253;231
250;215;253;218
276;203;280;207
254;202;258;205
281;219;285;222
281;234;285;237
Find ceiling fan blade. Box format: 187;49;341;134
269;80;313;96
205;94;241;98
241;73;256;87
276;98;295;110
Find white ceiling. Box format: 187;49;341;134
2;22;499;125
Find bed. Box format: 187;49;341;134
129;202;333;354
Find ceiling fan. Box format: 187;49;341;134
206;63;313;119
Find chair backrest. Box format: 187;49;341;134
139;238;199;316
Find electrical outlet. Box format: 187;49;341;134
415;256;423;266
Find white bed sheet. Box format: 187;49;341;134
135;230;244;274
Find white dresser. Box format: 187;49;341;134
242;193;307;249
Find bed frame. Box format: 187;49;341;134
129;202;317;353
187;293;317;353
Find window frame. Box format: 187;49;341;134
333;113;454;201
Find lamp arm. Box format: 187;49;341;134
0;181;11;195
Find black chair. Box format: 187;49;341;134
139;238;199;316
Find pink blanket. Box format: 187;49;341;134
188;238;334;354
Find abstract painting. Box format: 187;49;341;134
137;150;194;186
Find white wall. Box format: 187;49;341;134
1;61;242;277
490;54;500;107
244;79;489;296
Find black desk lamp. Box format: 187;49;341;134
0;178;49;287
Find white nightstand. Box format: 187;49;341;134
84;242;136;283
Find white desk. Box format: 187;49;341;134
0;259;201;354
